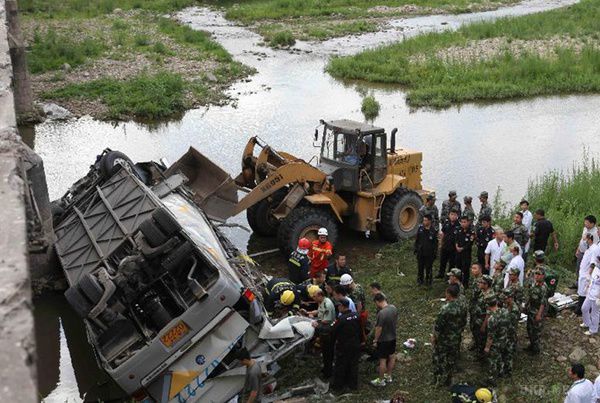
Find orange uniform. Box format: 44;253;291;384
309;240;333;278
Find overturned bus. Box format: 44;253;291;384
51;148;314;402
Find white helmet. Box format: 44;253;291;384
340;273;353;286
317;227;328;236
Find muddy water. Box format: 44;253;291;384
31;0;600;400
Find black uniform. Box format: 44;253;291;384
288;250;310;284
265;278;300;314
414;224;438;285
476;226;495;273
455;227;475;286
331;311;361;390
327;262;352;285
438;218;460;277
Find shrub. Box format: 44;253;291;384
269;30;295;48
361;95;380;121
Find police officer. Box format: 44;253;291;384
437;210;460;279
463;196;476;223
330;298;361;391
477;191;493;226
525;267;548;354
415;213;438;286
441;190;461;223
288;238;311;284
265;277;300;315
476;216;495;269
455;215;475;286
419;194;440;231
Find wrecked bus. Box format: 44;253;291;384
51;148;313;402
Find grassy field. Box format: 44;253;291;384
219;0;517;43
327;0;600;108
271;157;600;402
21;1;252;120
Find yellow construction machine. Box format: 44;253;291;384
168;119;432;254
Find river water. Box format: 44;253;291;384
31;0;600;400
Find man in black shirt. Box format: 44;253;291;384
455;216;475;286
331;298;361;392
437;210;460;279
476;216;495;272
327;254;352;285
415;214;438;286
532;209;558;252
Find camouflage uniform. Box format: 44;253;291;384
525;281;548;352
507;281;525;308
468;275;482;345
432;299;463;385
506;301;521;358
441;200;461;223
487;307;513;380
463;205;476;223
349;283;366;311
472;287;495;355
478;202;493;224
492;272;505;294
419;203;440;231
511;223;529;250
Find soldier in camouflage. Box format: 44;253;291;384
502;288;520;366
419;194;440;231
506;267;525;307
441;190;462;223
511;212;530;251
447;268;468;339
468;264;483;351
472;275;495;357
525;250;549;289
432;284;463;386
525;267;548;354
492;260;507;294
477;191;493;226
463;196;476;223
484;297;513;383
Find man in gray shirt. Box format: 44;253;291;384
371;293;398;387
237;348;262;403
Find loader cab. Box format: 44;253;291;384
318;119;387;191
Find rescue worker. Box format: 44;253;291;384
307;289;336;379
447;268;468;348
492;260;507;293
288;237;311;284
477;191;492;227
506;267;525;308
525;267;548;354
327;254;351;285
264;277;300;315
455;215;475;286
309;228;333;278
475;216;495;270
463;196;476;223
511;212;529;252
484;297;512;384
341;273;368;341
526;250;549;288
502;288;520;364
432;284;463;386
468;264;483;346
438;210;460;279
330;298;361;392
414;213;438;286
473;275;495;357
419;193;440;231
441;190;461;223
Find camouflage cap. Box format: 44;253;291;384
479;275;493;285
449;190;457;197
479;191;489;198
533;267;546;276
502;288;514;297
508;267;520;275
463;196;472;203
533;250;545;261
447;268;463;278
485;295;498;307
426;193;436;201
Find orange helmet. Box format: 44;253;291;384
298;238;311;250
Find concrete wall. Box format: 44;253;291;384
0;1;37;401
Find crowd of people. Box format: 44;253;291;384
237;189;600;402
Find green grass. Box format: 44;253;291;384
28;29;105;73
361;95;380;121
267;30;296;48
19;0;197;18
327;0;600;107
42;72;187;120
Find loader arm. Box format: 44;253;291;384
233;162;327;215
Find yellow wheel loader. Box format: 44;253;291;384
168;119;432;254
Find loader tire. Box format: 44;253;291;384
247;189;287;237
100;151;136;178
277;206;339;255
379;189;422;241
139;220;168;248
64;286;93;319
152;207;180;236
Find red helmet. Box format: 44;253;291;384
298;238;311;250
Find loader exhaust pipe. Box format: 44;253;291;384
390;128;398;154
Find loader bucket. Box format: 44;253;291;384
164;147;238;222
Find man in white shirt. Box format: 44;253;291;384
575;215;599;272
504;245;525;287
582;262;600;335
564;363;593;403
520;200;533;261
592;358;600;403
485;228;506;274
577;235;600;315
